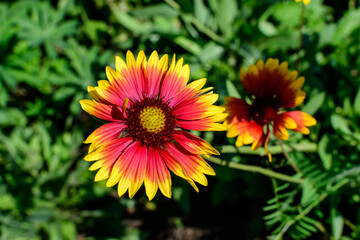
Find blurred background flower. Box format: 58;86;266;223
224;58;316;161
295;0;311;5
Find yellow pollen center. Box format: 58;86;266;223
139;107;166;133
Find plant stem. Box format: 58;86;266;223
344;218;360;234
349;0;356;9
296;2;305;73
204;156;304;184
327;166;360;188
280;141;300;173
190;16;226;44
217;142;317;155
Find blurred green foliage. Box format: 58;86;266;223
1;0;360;239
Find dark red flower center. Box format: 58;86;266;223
249;96;279;125
125;98;176;147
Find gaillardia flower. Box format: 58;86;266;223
295;0;311;5
224;58;316;161
80;50;227;200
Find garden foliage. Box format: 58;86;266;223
1;0;360;239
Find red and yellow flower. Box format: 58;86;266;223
295;0;311;5
80;50;226;200
224;58;316;161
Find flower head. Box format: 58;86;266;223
80;50;227;200
224;58;316;161
295;0;311;5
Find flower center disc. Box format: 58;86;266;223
125;98;176;147
139;107;166;133
250;96;279;125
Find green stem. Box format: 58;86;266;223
344;218;360;234
164;0;180;10
327;166;360;190
204;156;304;184
217;142;317;155
349;0;356;9
190;16;226;44
280;141;300;173
296;2;305;73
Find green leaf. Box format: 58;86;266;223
342;97;353;117
258;5;279;37
0;108;27;126
173;36;202;55
298;220;318;233
332;9;360;45
83;20;108;42
0;81;8;107
258;21;278;37
112;8;151;34
330;114;352;135
353;88;360;116
301;180;318;206
318;24;336;47
53;87;77;102
17;2;77;58
194;0;210;25
318;134;332;170
131;3;178;18
331;204;344;240
272;2;301;28
226;80;241;98
215;0;238;40
61;220;77;240
303;92;325;115
198;42;224;63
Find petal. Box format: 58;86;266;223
153;148;172;198
105;66;135;103
169;78;207;107
114;142;147;198
89;160;104;171
167;143;215;188
108;141;145;197
273;113;297;140
177;115;228;131
84;122;126;145
144;149;159;200
85;137;132;162
240;58;308;109
128;143;148;198
120;51;146;100
283;111;317;135
94;86;124;106
226;119;266;150
159;146;201;191
173;93;224;120
145;51;168;97
158;147;188;180
224;96;251;125
173;130;219;156
111;51;145;101
160;55;190;102
79;99;124;122
87;86;109;104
